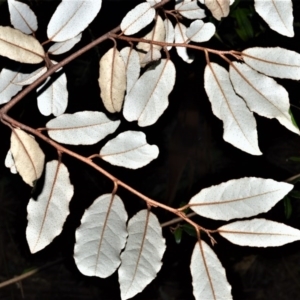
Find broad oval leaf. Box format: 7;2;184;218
47;0;102;42
120;2;155;36
120;47;140;93
254;0;294;37
204;0;230;20
164;19;174;50
0;26;44;64
46;111;120;145
174;22;194;63
8;0;38;34
10;129;45;187
26;160;74;253
229;62;300;135
204;62;261;155
37;71;68;117
100;131;159;169
175;0;206;20
48;34;82;55
190;240;232;300
123;59;176;127
5;149;17;174
74;194;128;278
242;47;300;80
14;67;47;86
189;177;293;221
0;68;23;104
218;218;300;247
99;47;126;113
186;20;215;43
118;209;166;300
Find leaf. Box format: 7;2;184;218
141;48;161;65
120;47;140;93
4;149;17;174
147;0;161;6
242;47;300;80
0;68;23;104
190;240;232;300
14;67;47;86
0;26;44;63
120;2;155;36
186;20;216;43
8;0;38;34
48;34;82;55
47;0;102;42
26;160;74;253
99;47;126;113
118;209;166;300
74;194;128;278
10;129;45;186
218;218;300;247
229;62;300;135
164;19;174;50
254;0;294;37
37;71;68;117
189;177;293;221
100;131;159;169
174;22;194;63
204;0;231;20
175;0;206;20
123;59;176;127
204;62;261;155
46;111;120;145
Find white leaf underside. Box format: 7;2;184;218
0;68;23;104
100;131;159;169
204;62;261;155
14;67;47;86
186;20;216;43
204;0;231;21
218;218;300;247
5;149;17;174
0;26;44;64
189;177;293;221
47;0;102;42
26;160;74;253
147;0;162;6
242;47;300;80
118;209;166;300
121;2;155;36
175;0;206;20
123;59;176;127
10;129;45;187
174;22;194;63
164;18;174;50
46;111;120;145
74;194;128;278
190;240;232;300
99;47;126;113
48;33;82;55
37;71;68;117
8;0;38;34
229;62;299;135
141;48;161;65
254;0;294;37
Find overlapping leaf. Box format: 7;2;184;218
123;59;176;127
147;0;161;6
190;240;232;300
26;160;74;253
47;0;102;42
99;48;126;113
74;194;128;278
174;22;194;63
10;129;45;186
218;218;300;247
100;131;159;169
189;177;293;221
175;0;206;20
204;62;261;155
5;150;17;174
164;19;174;50
203;0;231;20
0;68;23;104
46;111;120;145
118;209;166;300
48;34;82;55
14;67;47;86
186;20;215;43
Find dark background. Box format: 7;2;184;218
1;0;300;299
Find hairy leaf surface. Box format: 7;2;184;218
10;129;45;186
118;209;166;300
26;160;74;253
0;68;23;104
74;194;128;278
0;26;44;63
175;0;206;20
100;131;159;169
218;218;300;247
123;59;176;127
204;62;261;155
189;177;293;221
190;239;232;300
186;20;215;43
47;0;102;42
99;47;126;113
46;111;120;145
48;34;82;55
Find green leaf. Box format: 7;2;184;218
289;109;299;129
289;156;300;163
284;196;292;219
290;191;300;199
174;227;183;244
182;224;197;237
